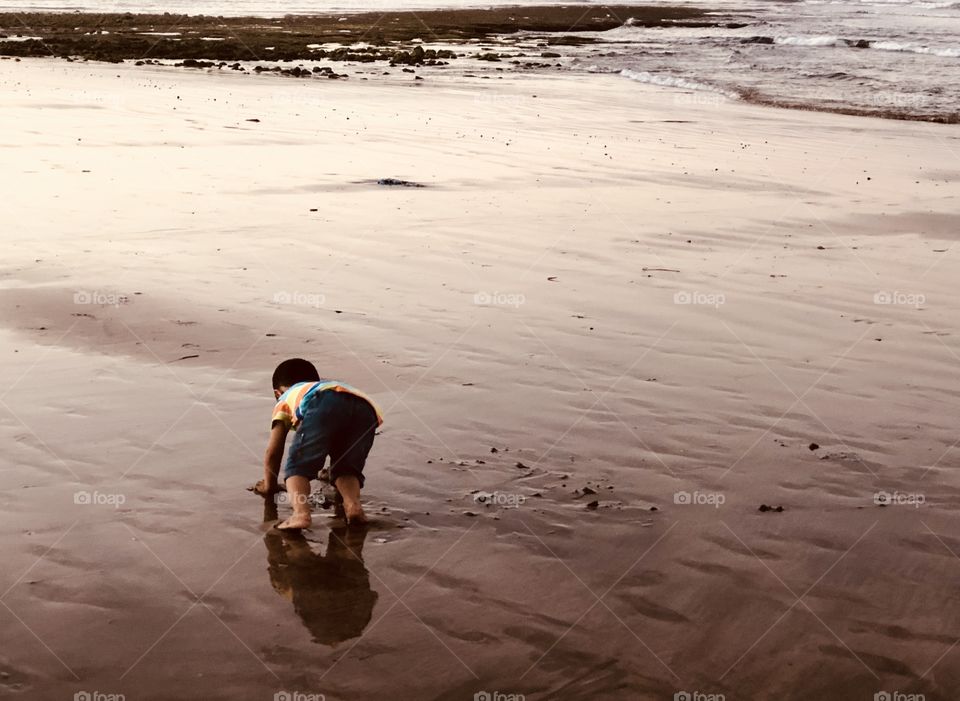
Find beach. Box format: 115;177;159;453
1;43;960;701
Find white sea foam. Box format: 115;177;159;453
619;69;740;100
774;35;843;47
870;40;960;57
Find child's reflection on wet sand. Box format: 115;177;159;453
263;500;378;645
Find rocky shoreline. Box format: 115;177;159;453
0;6;717;65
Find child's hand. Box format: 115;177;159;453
249;479;279;497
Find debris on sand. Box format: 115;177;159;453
377;178;426;188
758;504;784;513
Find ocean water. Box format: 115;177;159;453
1;0;957;121
574;0;960;120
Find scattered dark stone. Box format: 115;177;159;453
463;511;478;517
582;486;597;495
742;36;775;45
376;178;425;187
246;117;260;122
490;447;499;453
758;504;784;513
586;500;599;510
817;245;826;250
515;461;530;469
808;442;820;451
541;51;561;58
650;506;658;511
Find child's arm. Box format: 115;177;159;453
253;421;288;496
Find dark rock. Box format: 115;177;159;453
758;504;784;513
377;178;425;188
586;500;599;510
808;442;820;451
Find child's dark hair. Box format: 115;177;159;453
272;358;320;391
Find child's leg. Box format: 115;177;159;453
329;395;378;526
335;475;366;525
276;394;335;531
277;475;312;530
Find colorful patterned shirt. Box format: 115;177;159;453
271;381;383;430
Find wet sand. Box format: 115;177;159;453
1;56;960;700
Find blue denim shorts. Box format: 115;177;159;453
282;390;378;487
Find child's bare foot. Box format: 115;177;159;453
344;502;367;526
276;513;312;531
